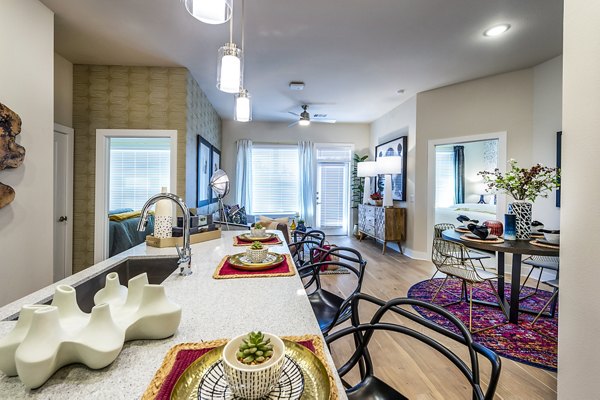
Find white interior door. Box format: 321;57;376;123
53;126;73;281
315;162;350;235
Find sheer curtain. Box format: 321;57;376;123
298;141;316;226
235;139;253;211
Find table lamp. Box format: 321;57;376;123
357;161;377;204
376;156;402;207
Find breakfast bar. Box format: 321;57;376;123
0;230;346;399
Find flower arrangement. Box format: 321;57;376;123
478;159;560;202
370;192;382;201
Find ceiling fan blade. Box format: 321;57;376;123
288;111;300;116
313;119;336;124
288;121;299;128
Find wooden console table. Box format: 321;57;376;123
357;204;406;254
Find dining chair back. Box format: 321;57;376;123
325;293;501;400
299;246;367;335
289;230;327;269
433;223;491;271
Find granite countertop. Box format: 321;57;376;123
0;230;347;399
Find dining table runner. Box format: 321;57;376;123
142;334;338;400
213;254;295;279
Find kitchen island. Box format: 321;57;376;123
0;230;346;399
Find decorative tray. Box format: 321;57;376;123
237;233;278;242
171;340;330;400
228;252;285;271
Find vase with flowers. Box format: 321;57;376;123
479;159;560;239
370;192;383;207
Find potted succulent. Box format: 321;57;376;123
222;331;286;399
251;222;267;238
479;160;560;239
370;192;383;206
246;241;268;263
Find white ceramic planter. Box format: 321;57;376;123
0;272;181;389
246;247;269;263
222;333;285;399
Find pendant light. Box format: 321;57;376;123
234;0;252;121
183;0;232;25
216;3;242;93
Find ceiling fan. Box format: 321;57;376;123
288;105;336;127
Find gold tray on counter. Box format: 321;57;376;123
171;339;330;400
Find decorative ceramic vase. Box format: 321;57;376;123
222;333;286;399
296;221;306;232
246;247;268;263
509;201;532;240
483;220;504;237
504;214;517;240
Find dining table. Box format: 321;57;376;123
0;229;346;399
441;229;559;324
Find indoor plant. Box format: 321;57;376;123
246;241;268;263
479;159;560;239
250;222;267;238
222;331;285;399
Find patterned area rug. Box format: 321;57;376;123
407;278;558;371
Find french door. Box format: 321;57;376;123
315;161;350;236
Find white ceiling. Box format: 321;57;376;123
41;0;563;123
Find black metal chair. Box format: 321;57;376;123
298;246;367;335
326;293;502;400
288;230;326;271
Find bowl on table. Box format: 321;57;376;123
246;246;269;263
539;229;560;244
250;227;268;238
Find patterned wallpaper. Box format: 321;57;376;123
72;65;221;272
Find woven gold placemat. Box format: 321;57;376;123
142;334;338;400
530;239;560;249
460;234;505;244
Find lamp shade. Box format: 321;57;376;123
184;0;232;24
376;156;402;174
217;43;242;93
235;90;252;122
357;161;377;177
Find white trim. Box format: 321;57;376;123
94;129;178;263
54;123;74;279
426;131;507;256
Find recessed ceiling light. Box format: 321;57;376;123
396;89;405;95
483;24;511;37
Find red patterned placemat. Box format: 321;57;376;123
213;254;295;279
142;335;338;400
233;235;283;246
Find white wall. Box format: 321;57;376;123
0;0;54;306
54;53;73;127
222;120;370;207
532;55;562;229
558;1;600;397
370;97;419;256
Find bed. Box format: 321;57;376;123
435;203;498;226
108;211;154;257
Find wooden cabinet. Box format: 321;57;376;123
358;204;406;254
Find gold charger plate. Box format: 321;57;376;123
171;340;330;400
229;252;285;271
238;232;278;242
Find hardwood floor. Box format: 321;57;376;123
319;235;557;400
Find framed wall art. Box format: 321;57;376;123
375;136;408;201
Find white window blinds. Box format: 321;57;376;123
109;137;171;211
250;144;300;214
435;148;455;208
317;163;348;228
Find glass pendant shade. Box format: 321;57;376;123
217;43;242;93
235;90;252;122
184;0;232;24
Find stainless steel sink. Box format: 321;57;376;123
3;256;179;320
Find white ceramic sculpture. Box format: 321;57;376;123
0;272;181;389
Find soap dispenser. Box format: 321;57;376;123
154;187;172;239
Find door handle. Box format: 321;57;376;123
58;216;68;222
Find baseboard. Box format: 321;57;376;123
402;248;429;260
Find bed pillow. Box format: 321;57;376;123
108;208;133;216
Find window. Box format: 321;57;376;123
250;144;299;214
109;137;171;211
435;148;455;207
